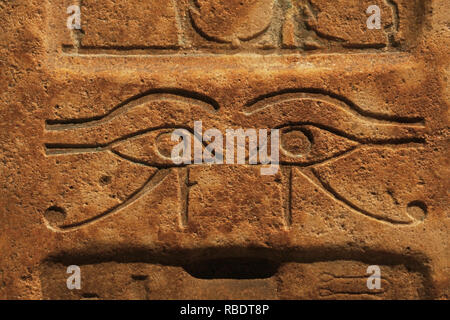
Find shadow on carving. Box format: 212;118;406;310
40;246;435;299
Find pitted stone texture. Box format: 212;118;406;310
80;0;181;48
305;0;394;46
0;0;448;300
41;259;427;300
190;0;275;43
49;0;427;54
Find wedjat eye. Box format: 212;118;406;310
278;125;360;166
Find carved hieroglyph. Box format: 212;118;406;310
0;0;448;300
53;0;426;54
43;91;427;230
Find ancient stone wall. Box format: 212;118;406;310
0;0;448;299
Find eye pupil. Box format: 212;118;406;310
281;129;312;157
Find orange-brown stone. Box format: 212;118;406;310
0;0;448;300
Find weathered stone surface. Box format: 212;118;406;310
80;0;181;48
305;0;394;47
40;259;426;299
0;0;448;300
190;0;275;44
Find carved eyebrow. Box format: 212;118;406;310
243;89;426;143
45;88;219;131
243;88;424;125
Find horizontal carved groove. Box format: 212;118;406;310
44;246;431;272
63;44;182;51
274;121;426;144
343;43;387;50
45;124;197;149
